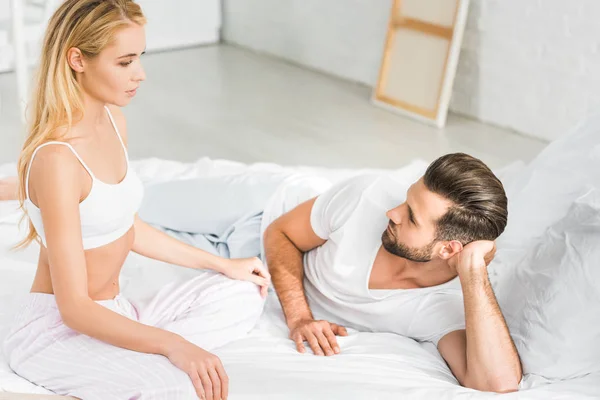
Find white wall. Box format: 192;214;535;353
223;0;600;142
223;0;390;89
0;0;221;73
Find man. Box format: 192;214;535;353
263;153;522;393
1;153;522;392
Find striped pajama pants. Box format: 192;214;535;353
2;270;265;399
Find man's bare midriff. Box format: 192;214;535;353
29;226;135;301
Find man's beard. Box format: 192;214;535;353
381;223;435;263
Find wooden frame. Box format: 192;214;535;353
372;0;470;128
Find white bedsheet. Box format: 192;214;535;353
1;157;599;399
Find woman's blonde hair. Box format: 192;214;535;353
12;0;145;250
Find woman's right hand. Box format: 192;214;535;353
165;337;228;400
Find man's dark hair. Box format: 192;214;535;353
423;153;508;245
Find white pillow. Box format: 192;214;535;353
496;188;600;380
496;112;600;267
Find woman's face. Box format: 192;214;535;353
73;22;147;107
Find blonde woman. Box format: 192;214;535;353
1;1;270;399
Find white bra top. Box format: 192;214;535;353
24;105;145;250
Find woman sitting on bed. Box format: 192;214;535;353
1;1;270;399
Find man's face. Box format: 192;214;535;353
381;178;453;262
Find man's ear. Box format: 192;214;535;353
67;47;85;73
438;240;463;260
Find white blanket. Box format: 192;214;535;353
1;156;599;399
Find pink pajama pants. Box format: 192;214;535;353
3;270;265;399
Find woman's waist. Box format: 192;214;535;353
31;251;128;301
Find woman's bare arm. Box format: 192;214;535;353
32;145;181;355
131;215;228;272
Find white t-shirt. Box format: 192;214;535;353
304;173;466;346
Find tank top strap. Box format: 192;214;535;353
26;141;96;201
104;105;129;164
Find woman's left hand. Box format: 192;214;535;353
221;257;271;298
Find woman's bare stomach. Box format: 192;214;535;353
30;227;135;301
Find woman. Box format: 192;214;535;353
1;1;270;399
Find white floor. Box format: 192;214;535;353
0;44;547;169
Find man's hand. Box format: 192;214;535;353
449;240;496;274
289;319;348;356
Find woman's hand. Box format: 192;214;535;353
165;337;228;400
220;257;271;298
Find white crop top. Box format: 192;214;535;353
24;106;145;250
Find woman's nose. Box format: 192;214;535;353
135;64;146;82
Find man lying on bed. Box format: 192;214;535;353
263;153;523;393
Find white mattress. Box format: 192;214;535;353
1;157;599;399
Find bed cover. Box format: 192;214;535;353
0;157;598;399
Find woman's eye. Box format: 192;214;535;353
120;60;133;67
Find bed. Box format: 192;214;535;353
1;124;600;398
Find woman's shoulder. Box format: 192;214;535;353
27;143;84;203
31;141;79;163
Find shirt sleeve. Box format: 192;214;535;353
310;174;375;240
408;290;466;347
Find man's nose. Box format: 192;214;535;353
386;206;402;225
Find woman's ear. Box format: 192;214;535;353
67;47;85;73
439;240;463;260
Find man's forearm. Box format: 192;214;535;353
459;263;522;391
264;226;313;326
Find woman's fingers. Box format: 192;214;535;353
252;261;271;281
248;274;270;288
250;259;271;297
190;371;205;400
208;367;221;400
215;361;229;400
260;284;268;298
255;262;271;280
198;369;214;400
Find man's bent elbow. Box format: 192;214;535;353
263;221;281;251
463;373;521;393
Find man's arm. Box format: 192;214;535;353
264;197;348;356
438;241;522;393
